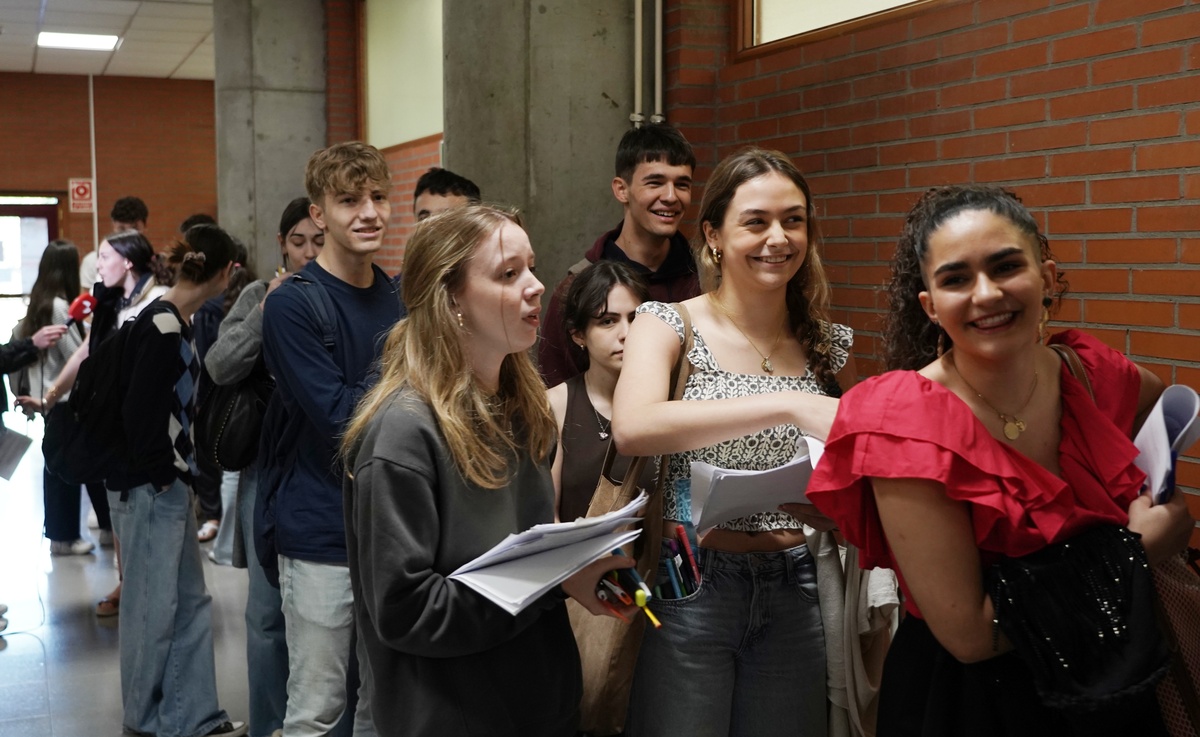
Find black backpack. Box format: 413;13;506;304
43;319;134;485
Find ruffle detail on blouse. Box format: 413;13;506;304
808;362;1144;571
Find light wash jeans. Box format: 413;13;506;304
278;555;376;737
626;544;827;737
238;465;289;737
107;480;230;737
210;470;240;565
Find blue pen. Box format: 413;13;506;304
611;549;653;600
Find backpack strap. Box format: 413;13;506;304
288;273;337;352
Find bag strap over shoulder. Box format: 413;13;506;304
1050;343;1094;403
289;273;337;352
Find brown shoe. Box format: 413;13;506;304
96;595;120;617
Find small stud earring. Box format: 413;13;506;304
710;246;722;263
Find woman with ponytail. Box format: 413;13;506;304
104;223;248;737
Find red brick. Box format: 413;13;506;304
852;168;907;192
1139;77;1200;109
1095;0;1185;25
779;110;826;133
1187;174;1200;200
827;100;880;126
757;92;802;117
941;132;1007;160
848;264;892;287
779;65;827;90
1143;11;1200;46
1087;239;1177;264
1051;26;1138;63
803;34;854;63
755;46;805;75
853;71;909;98
975;155;1047;183
1051;149;1133;177
854;19;911;51
910;2;975;38
879;39;939;70
979;0;1052;23
737;118;778;140
1008;122;1087;152
736;76;778;100
718;59;758;84
976;44;1049;77
1051;87;1136;120
944;24;1011;58
940;78;1008;108
1093;175;1180;204
807;173;853;195
1086;300;1175;327
879;192;922;214
824;53;882;81
1138;206;1199;232
802;129;852;150
803;82;853;108
1047;208;1133;234
826;147;879;171
1181;303;1200;330
1011;64;1088;98
909;163;973;187
975;100;1047;129
1012;5;1091;42
878;90;938;118
1065;268;1131;292
1091;113;1181;146
824;194;878;216
1130;330;1200;362
1093;49;1185;85
850;120;908;146
677;67;716;86
850;216;906;237
910;110;972;138
879;140;938;166
911;58;974;88
1184;239;1200;264
718;100;756;124
1017;181;1087;207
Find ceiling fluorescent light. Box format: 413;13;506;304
38;32;118;51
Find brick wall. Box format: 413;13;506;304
326;0;362;144
376;133;444;275
0;73;216;254
664;0;1200;532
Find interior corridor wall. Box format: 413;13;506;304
0;73;217;254
662;0;1200;531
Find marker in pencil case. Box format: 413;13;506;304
608;549;662;629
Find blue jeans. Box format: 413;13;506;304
238;465;289;737
626;544;827;737
278;555;375;737
210;470;240;565
107;481;230;737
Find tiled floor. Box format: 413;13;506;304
0;410;251;737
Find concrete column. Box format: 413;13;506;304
443;0;636;294
213;0;327;273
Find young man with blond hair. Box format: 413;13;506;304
260;141;403;737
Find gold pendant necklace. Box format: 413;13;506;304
952;358;1039;441
709;295;785;374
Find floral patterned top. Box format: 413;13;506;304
639;301;853;532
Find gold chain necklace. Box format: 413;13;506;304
952;359;1039;441
709;295;785;374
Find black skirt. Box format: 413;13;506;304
877;616;1168;737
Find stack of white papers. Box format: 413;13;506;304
689;437;825;535
1134;384;1200;505
448;492;648;615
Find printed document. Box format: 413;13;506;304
449;492;647;615
1134;384;1200;505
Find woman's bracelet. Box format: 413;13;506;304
45;385;59;404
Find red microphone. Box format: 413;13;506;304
66;293;97;328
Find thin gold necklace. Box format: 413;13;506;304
952;357;1039;441
709;295;785;374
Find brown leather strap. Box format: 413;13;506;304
1050;343;1094;403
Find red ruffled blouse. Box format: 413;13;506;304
807;330;1146;617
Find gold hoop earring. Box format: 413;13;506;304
710;246;722;264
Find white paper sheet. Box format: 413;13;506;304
1133;384;1200;505
689;436;825;535
448;492;648;614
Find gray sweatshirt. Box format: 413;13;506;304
205;279;267;386
345;390;581;736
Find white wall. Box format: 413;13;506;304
365;0;443;148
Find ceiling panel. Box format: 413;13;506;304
0;0;213;79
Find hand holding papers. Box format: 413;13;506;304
1134;385;1200;505
689;437;825;535
449;492;648;615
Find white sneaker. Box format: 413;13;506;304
50;539;95;555
0;616;7;633
87;509;99;529
98;529;114;547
